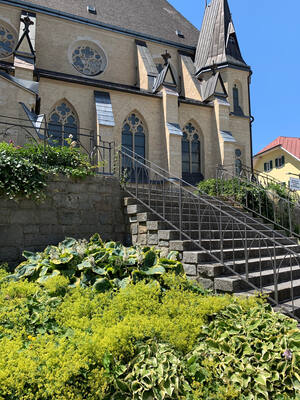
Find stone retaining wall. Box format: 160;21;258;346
0;175;127;267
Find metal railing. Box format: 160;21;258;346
226;162;300;203
0;114;115;175
217;166;300;238
117;147;300;321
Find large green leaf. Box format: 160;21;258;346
93;278;112;293
144;266;166;276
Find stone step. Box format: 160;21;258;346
125;201;254;220
277;298;300;318
196;254;300;278
214;264;300;292
141;215;274;231
182;245;300;263
157;229;290;241
168;237;297;251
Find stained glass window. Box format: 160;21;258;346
122;113;146;160
72;43;106;76
48;101;78;146
182;122;201;175
0;23;16;58
122;113;146;181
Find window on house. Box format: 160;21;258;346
233;84;243;116
48;101;78;146
264;160;273;172
275;156;285;168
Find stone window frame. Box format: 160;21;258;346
232;80;244;116
47;99;79;146
181;121;203;175
121;111;148;162
0;19;17;59
69;39;107;77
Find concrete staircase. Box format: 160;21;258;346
124;190;300;318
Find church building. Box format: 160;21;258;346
0;0;253;183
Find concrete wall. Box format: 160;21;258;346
0;175;127;267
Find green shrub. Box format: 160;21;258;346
0;142;94;200
0;256;299;399
197;178;299;234
10;234;184;292
186;303;300;400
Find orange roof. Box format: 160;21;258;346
255;136;300;160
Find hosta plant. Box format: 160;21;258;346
186;303;300;400
105;340;190;400
8;234;184;292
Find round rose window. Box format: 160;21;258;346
0;22;17;58
72;43;107;76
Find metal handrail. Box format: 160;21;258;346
118;148;300;321
217;166;300;238
0;115;115;176
225;162;300;202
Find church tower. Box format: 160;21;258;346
195;0;253;168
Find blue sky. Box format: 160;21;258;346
168;0;300;154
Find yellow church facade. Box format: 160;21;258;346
0;0;253;183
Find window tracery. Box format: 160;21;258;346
122;113;146;160
72;43;106;76
48;101;78;146
0;22;17;58
182;122;201;175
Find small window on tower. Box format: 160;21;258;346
233;84;244;116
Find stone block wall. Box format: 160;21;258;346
0;175;127;267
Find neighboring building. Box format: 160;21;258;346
0;0;253;183
253;137;300;192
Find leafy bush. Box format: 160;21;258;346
9;234;184;292
0;142;94;200
0;270;299;400
0;234;299;400
198;178;299;234
186;303;300;400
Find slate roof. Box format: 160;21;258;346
195;0;248;73
9;0;199;47
255;137;300;161
0;69;39;94
94;91;115;126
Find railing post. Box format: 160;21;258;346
179;179;182;240
244;223;249;281
288;200;292;236
273;232;279;305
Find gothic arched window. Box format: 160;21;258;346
233;84;243;116
48;101;78;146
0;22;17;58
122;113;146;161
122;113;147;182
182;122;203;184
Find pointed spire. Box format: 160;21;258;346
195;0;248;74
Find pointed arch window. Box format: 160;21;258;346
182;122;203;184
48;101;78;146
233;84;243;116
122;113;147;182
122;113;146;160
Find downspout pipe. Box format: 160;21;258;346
248;69;255;173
